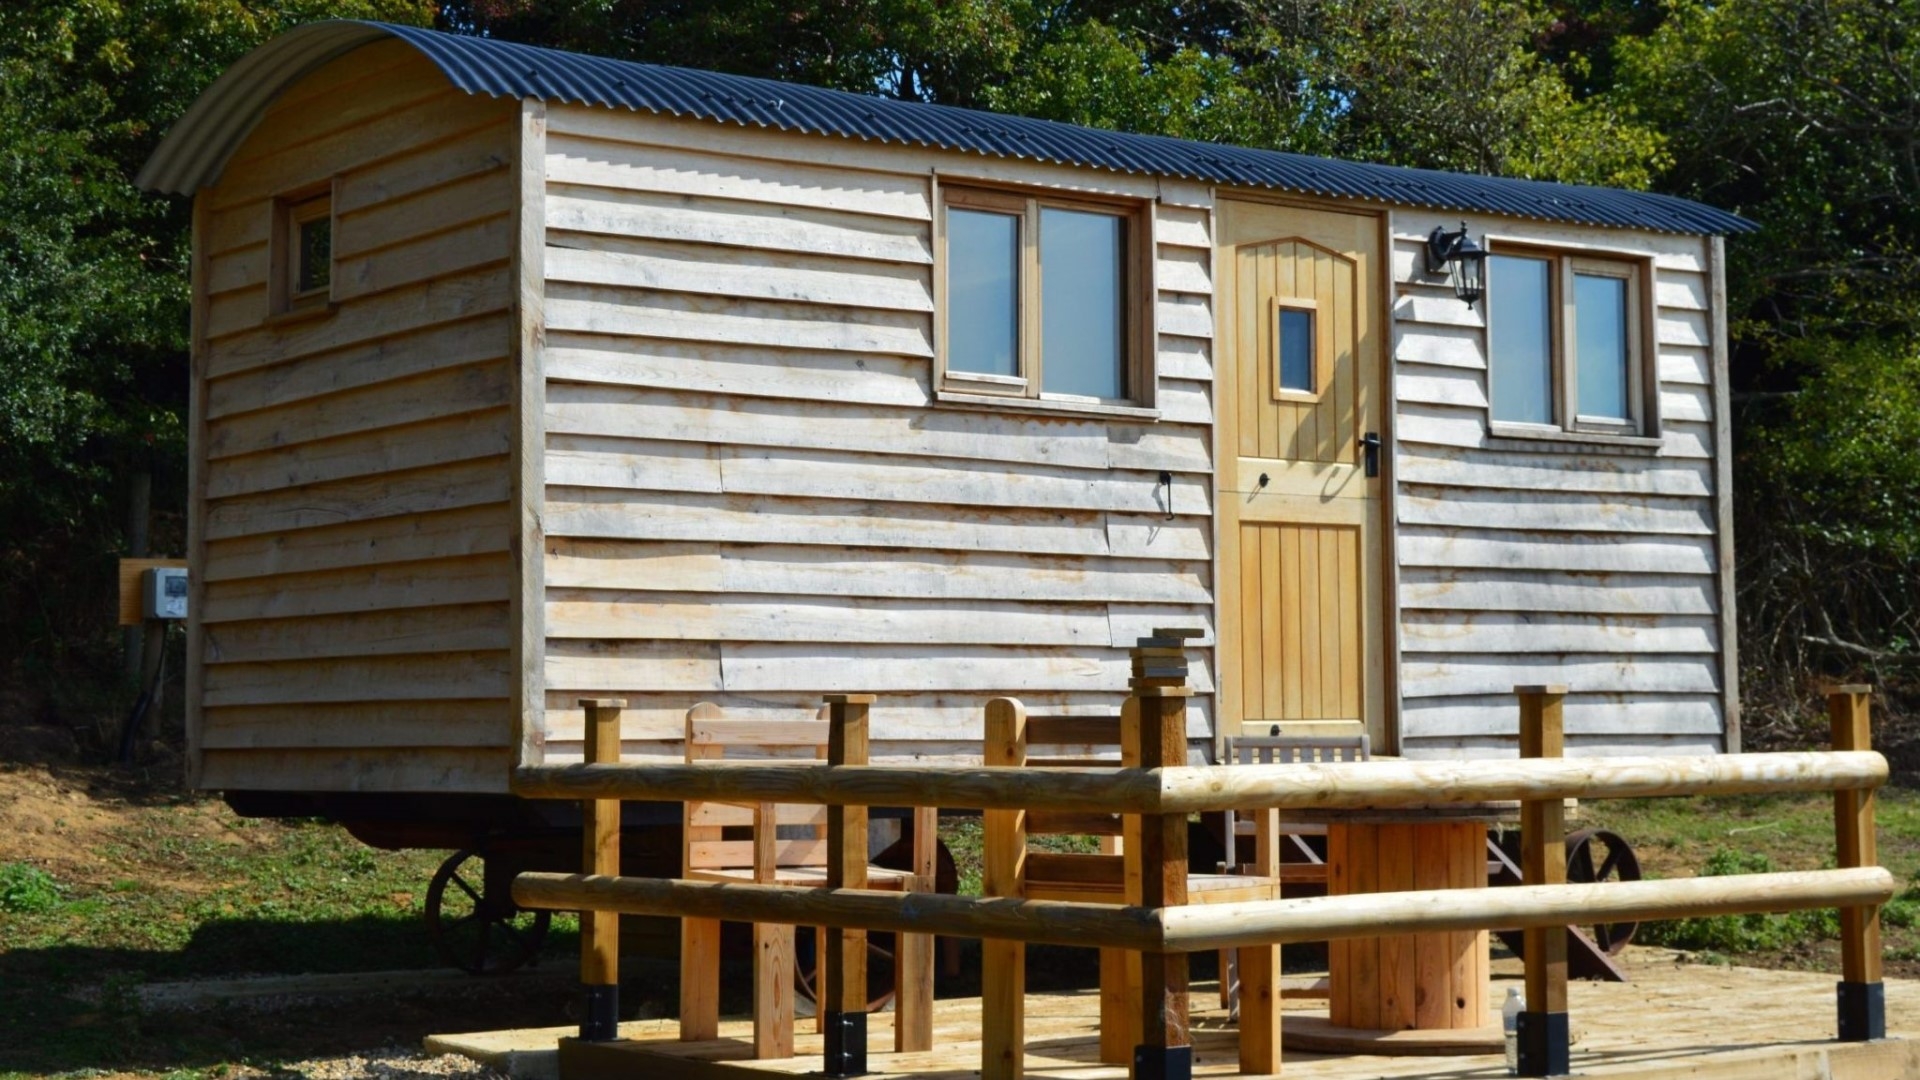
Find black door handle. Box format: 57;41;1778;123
1361;431;1382;478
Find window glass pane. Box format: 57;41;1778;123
947;208;1019;377
1277;307;1314;392
1574;273;1630;421
1040;208;1125;398
297;216;331;293
1488;254;1553;424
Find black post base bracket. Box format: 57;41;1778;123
1837;980;1885;1042
1516;1010;1570;1077
1131;1044;1193;1080
579;984;620;1043
823;1010;868;1077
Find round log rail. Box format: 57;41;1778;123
511;867;1894;954
1158;867;1895;952
510;751;1886;814
512;872;1164;952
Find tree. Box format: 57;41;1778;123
1615;0;1920;737
0;0;433;732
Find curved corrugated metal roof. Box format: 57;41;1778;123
138;20;1757;236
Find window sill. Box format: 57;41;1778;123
264;301;338;328
934;387;1160;422
1485;421;1663;454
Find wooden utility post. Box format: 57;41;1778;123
1131;629;1200;1080
1829;685;1885;1041
579;698;626;1042
823;694;874;1077
1517;685;1569;1077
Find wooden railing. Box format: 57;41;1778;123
511;652;1892;1080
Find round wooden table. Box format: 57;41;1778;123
1287;809;1509;1055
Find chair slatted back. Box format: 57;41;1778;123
683;703;841;878
1220;731;1371;872
1017;707;1130;838
1224;732;1372;765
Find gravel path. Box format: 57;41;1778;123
230;1049;505;1080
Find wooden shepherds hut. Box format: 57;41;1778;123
137;21;1754;803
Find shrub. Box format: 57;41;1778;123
1636;849;1834;954
0;861;64;914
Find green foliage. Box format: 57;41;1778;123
1880;868;1920;930
0;862;64;914
1756;336;1920;563
0;0;435;729
1612;0;1920;722
1616;0;1920;340
1637;849;1837;953
1290;0;1668;187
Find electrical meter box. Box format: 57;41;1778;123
143;566;189;620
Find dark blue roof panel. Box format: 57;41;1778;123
139;21;1757;236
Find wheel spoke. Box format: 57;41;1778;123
1596;848;1622;882
453;870;484;906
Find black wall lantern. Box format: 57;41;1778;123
1424;222;1487;307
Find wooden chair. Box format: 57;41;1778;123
1217;729;1371;1016
981;697;1283;1076
679;701;936;1059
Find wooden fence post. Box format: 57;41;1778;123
824;694;874;1077
1132;629;1200;1080
1517;685;1569;1077
981;697;1028;1080
579;697;626;1042
895;803;937;1053
1829;684;1885;1041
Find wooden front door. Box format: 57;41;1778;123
1216;199;1386;744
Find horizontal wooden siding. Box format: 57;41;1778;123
1390;210;1725;758
193;42;519;792
534;110;1215;763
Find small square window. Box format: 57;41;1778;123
937;184;1153;414
1486;247;1652;438
273;188;334;315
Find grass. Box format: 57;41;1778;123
1579;788;1920;968
939;815;1100;896
0;803;583;1078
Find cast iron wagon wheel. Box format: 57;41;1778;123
1564;828;1642;954
426;846;552;975
794;931;899;1013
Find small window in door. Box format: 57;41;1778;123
1276;303;1316;394
1272;298;1319;398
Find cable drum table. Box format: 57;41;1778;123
1290;804;1517;1055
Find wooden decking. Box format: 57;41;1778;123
431;950;1919;1080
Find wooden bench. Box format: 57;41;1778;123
679;701;935;1059
982;697;1283;1076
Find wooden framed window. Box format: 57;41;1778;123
271;186;335;315
1486;246;1654;440
935;184;1155;416
1272;296;1321;399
